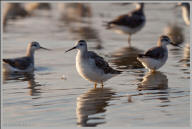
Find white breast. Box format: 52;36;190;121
137;50;168;71
76;52;113;83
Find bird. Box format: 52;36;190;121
106;3;145;46
137;35;180;72
65;40;121;88
177;3;190;26
3;41;50;73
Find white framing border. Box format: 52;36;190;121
1;1;191;129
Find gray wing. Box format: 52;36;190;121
107;10;145;28
3;56;32;70
88;51;121;74
144;47;165;59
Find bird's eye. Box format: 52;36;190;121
79;43;83;46
33;44;37;47
163;39;169;42
165;39;169;42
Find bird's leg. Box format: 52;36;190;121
101;82;104;88
150;69;156;73
94;83;97;88
128;35;131;47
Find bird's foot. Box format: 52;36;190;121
101;82;104;88
94;83;97;88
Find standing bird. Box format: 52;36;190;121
177;3;190;26
106;3;145;46
3;41;50;73
137;35;180;72
65;40;121;88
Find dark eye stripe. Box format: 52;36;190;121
162;39;169;42
33;44;37;46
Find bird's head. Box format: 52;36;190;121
158;35;181;47
65;40;88;53
29;41;50;51
135;3;144;10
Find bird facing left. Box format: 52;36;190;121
65;40;122;88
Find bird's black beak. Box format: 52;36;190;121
170;42;182;48
40;46;51;51
65;46;76;53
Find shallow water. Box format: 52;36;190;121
2;3;190;127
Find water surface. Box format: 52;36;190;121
3;3;190;127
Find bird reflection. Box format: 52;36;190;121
76;88;115;127
179;43;190;67
138;71;168;90
183;43;190;60
3;72;41;97
110;46;144;69
137;71;169;102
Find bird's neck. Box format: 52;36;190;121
157;41;168;49
182;6;187;14
26;48;35;58
77;49;88;60
136;4;144;11
25;49;35;66
182;6;189;18
162;45;168;50
158;44;167;49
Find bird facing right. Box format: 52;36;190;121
137;35;180;72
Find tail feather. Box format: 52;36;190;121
3;59;10;63
112;69;122;74
116;70;122;74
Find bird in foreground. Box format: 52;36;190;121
137;35;180;72
3;41;50;73
177;3;190;26
106;3;145;46
65;40;121;88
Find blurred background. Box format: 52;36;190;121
2;2;190;127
